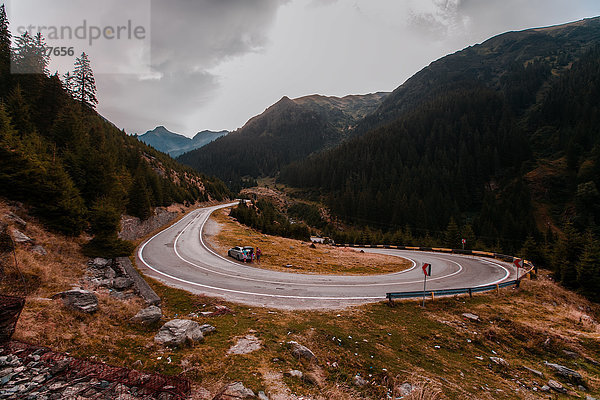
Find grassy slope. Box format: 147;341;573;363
4;200;600;399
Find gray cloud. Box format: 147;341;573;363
94;0;286;134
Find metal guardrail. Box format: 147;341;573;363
386;280;519;301
333;243;536;301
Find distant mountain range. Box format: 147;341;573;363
138;126;228;157
176;92;388;186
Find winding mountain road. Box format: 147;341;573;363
136;203;519;309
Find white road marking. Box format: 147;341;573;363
136;203;516;301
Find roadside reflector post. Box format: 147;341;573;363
421;263;431;308
468;288;473;298
431;292;435;301
496;284;500;295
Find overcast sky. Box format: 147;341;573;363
8;0;600;136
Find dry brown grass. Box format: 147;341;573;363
3;199;600;399
206;208;411;275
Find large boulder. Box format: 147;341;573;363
10;228;32;244
130;306;162;325
288;341;317;362
154;319;204;347
55;289;98;313
215;382;255;399
544;362;584;383
112;277;134;291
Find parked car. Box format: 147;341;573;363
228;246;254;261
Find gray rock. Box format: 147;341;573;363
55;289;98;313
586;395;598;400
112;277;134;291
544;362;584;383
288;341;317;362
398;383;413;396
462;313;480;321
30;245;47;256
10;228;32;243
540;385;550;392
257;391;269;400
228;335;261;355
353;374;367;387
284;370;303;379
104;267;117;279
91;258;111;269
490;357;509;367
5;212;27;228
154;319;204;347
219;382;255;399
523;366;543;378
130;306;162;325
199;324;216;335
547;379;567;393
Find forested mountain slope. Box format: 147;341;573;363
176;93;387;188
280;18;600;259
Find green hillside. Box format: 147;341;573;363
279;19;600;300
176;93;387;189
0;7;230;256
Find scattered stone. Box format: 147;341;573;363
353;374;367;387
50;360;70;375
284;370;303;379
586;395;598;400
5;212;27;228
288;341;317;362
199;324;216;335
490;357;509;367
228;335;261;355
544;362;584;383
522;366;543;378
104;267;117;279
217;382;255;399
547;379;567;393
398;383;414;396
462;313;480;321
54;289;99;313
30;245;47;256
112;277;134;291
130;306;163;325
10;228;32;243
257;391;269;400
154;320;204;347
540;385;550;392
91;258;111;269
132;360;143;369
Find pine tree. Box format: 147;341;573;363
444;217;461;249
62;71;75;97
575;232;600;301
72;52;98;108
12;32;48;75
0;4;12;96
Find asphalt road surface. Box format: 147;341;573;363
136;203;520;309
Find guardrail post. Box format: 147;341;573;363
496;284;500;295
468;288;472;298
431;292;435;301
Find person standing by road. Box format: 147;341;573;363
256;247;262;262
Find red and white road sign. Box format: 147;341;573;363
461;239;466;245
513;258;523;269
422;263;432;276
